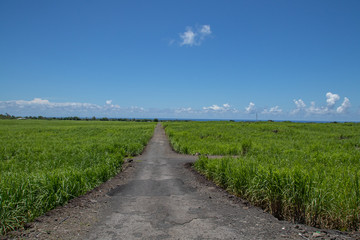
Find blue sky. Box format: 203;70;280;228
1;0;359;121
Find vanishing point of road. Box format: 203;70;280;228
86;124;305;240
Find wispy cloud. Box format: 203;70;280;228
179;24;212;47
200;25;211;35
0;98;145;117
175;107;194;114
0;94;355;120
307;101;328;115
262;106;283;115
203;103;233;112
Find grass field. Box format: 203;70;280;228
0;120;155;234
163;121;360;231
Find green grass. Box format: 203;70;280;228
163;121;360;231
0;120;155;234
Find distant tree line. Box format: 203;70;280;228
0;113;17;119
0;114;187;122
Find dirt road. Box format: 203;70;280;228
9;123;355;240
85;124;304;239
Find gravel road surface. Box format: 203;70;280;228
6;123;356;240
85;124;308;240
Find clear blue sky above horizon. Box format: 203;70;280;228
1;0;360;121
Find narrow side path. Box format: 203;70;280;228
86;124;304;239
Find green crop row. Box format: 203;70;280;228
0;120;156;234
163;121;360;231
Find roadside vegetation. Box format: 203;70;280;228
163;121;360;231
0;120;155;234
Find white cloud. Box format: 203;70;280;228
307;101;328;114
1;94;355;120
291;99;306;114
180;27;196;46
262;106;282;115
200;25;211;35
0;98;145;117
326;92;340;108
294;99;306;109
31;98;50;104
176;107;192;113
245;102;256;114
223;103;230;108
337;97;351;113
203;103;231;112
128;106;145;113
291;93;351;116
175;107;194;114
203;105;221;111
11;98;51;107
179;24;212;47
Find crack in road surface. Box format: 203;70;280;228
85;124;307;240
